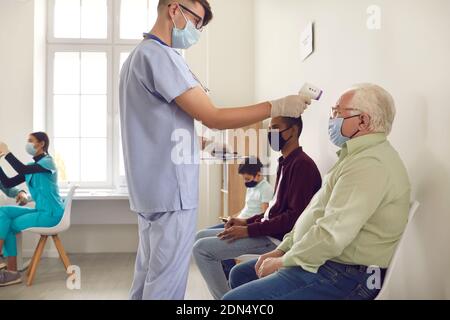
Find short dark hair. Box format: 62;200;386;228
31;132;50;154
159;0;213;27
238;157;263;177
282;116;303;138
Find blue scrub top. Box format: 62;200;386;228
119;36;201;214
25;155;64;217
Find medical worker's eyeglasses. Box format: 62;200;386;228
172;3;205;30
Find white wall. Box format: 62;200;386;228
185;0;256;228
254;0;450;299
0;0;34;165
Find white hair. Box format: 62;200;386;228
346;83;396;135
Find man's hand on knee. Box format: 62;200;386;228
217;226;249;243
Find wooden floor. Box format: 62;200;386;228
0;253;212;300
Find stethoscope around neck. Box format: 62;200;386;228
143;33;211;94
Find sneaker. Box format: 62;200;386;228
0;270;22;287
0;257;6;270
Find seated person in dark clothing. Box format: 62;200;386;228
192;116;322;299
205;157;274;280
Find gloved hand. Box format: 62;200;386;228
0;142;9;157
269;94;312;118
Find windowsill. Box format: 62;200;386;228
60;188;129;201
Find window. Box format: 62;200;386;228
47;0;158;189
119;0;159;40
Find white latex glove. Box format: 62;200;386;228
269;94;312;118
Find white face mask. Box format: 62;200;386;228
26;142;37;156
171;7;201;49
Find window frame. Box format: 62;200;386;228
46;45;114;189
47;0;158;190
114;0;158;45
47;0;114;45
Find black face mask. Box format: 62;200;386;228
245;180;259;188
268;127;293;152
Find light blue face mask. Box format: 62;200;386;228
26;143;37;156
328;115;361;148
171;8;201;49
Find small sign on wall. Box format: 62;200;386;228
300;22;314;61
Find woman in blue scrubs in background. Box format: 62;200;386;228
0;132;64;287
0;180;30;270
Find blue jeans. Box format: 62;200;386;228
208;224;236;280
223;260;386;300
193;229;277;300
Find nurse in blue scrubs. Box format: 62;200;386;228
0;132;64;287
0;180;30;270
120;0;311;300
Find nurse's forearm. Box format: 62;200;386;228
175;87;271;130
213;102;271;130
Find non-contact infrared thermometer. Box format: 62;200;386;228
300;83;323;101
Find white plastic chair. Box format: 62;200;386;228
24;186;78;286
376;201;420;300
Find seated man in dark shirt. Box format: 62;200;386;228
193;116;322;300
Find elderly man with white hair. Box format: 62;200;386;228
223;83;411;300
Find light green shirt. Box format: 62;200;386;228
238;178;274;219
278;133;411;273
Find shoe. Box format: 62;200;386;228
0;270;22;287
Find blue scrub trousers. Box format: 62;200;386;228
0;206;61;257
129;208;197;300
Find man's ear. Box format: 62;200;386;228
167;2;179;20
360;114;371;130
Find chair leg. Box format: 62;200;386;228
52;235;71;271
27;235;48;286
27;235;46;277
26;245;38;277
